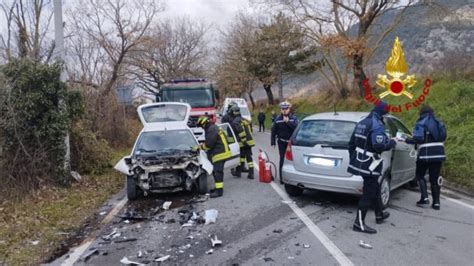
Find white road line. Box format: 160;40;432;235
61;197;128;266
442;196;474;210
254;162;353;266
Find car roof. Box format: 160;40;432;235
302;111;401;123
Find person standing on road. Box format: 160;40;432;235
230;105;256;179
196;116;232;198
405;105;446;210
271;101;299;184
258;109;266;132
348;102;396;234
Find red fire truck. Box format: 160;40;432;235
158;79;219;141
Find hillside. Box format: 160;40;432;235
251;0;474;101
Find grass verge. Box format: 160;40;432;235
0;149;128;265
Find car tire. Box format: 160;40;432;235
197;173;209;194
126;175;139;201
380;173;391;209
284;184;304;197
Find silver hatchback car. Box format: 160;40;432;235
282;112;416;208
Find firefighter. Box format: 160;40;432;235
271;101;299;184
221;101;237;124
348;102;396;234
405;105;447;210
196;116;232;198
230;105;256;179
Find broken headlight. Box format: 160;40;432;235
133;166;144;175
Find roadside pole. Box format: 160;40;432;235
53;0;71;183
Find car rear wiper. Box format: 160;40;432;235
321;144;348;149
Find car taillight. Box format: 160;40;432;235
285;140;293;161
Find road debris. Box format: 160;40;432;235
288;256;295;260
273;229;283;233
99;211;107;216
189;254;195;258
206;249;214;255
205;209;218;225
210;235;222;247
155;255;171;262
30;240;40;245
162;201;172;210
82;248;99;262
359;240;373;249
303;244;311;248
137;251;142;258
114;238;138;243
263;257;274;262
102;228;118;241
120;209;148;221
120;256;144;265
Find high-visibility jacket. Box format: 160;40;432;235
201;124;232;163
241;118;255;147
230;116;247;148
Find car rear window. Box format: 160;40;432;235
134;129;197;155
292;120;356;147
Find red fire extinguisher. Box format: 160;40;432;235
258;149;275;183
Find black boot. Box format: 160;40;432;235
417;177;429;207
232;166;241;178
353;210;377;234
375;211;390;224
247;167;254;179
210;188;223;198
431;185;440;210
416;198;430;207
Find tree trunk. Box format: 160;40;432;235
353;53;367;98
247;91;255;109
263;83;274;105
278;78;283;102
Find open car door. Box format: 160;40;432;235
137;102;191;129
218;123;240;169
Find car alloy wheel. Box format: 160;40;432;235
380;176;390;209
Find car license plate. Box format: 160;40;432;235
308;157;337;167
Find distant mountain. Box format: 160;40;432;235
252;0;474;101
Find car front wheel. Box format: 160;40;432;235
126;175;139;200
380;174;391;209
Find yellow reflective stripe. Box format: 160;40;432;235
248;162;254;167
215;182;224;189
238;132;246;138
213;150;231;162
227;137;235;143
247;139;255;146
202;144;209;150
240;158;246;163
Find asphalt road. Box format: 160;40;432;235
54;130;474;265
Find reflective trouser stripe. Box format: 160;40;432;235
248;162;254;167
215;182;223;189
419;142;444;149
240;158;246;163
238;132;246;138
419;155;446;159
246;139;255;146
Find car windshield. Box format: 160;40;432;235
240;107;250;116
162;87;215;108
134;130;197;155
292;120;356;147
141;104;187;123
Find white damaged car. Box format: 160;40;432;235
115;102;241;200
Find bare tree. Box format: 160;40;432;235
127;17;209;94
261;0;416;98
0;0;54;62
69;0;163;104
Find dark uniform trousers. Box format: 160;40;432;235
359;176;383;213
277;139;288;176
416;161;442;201
240;146;254;169
213;160;225;186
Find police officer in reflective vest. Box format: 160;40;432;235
196;116;232;198
230;105;256;179
405;105;446;210
348;102;396;234
271;101;299;183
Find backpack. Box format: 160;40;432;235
436;120;447;142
